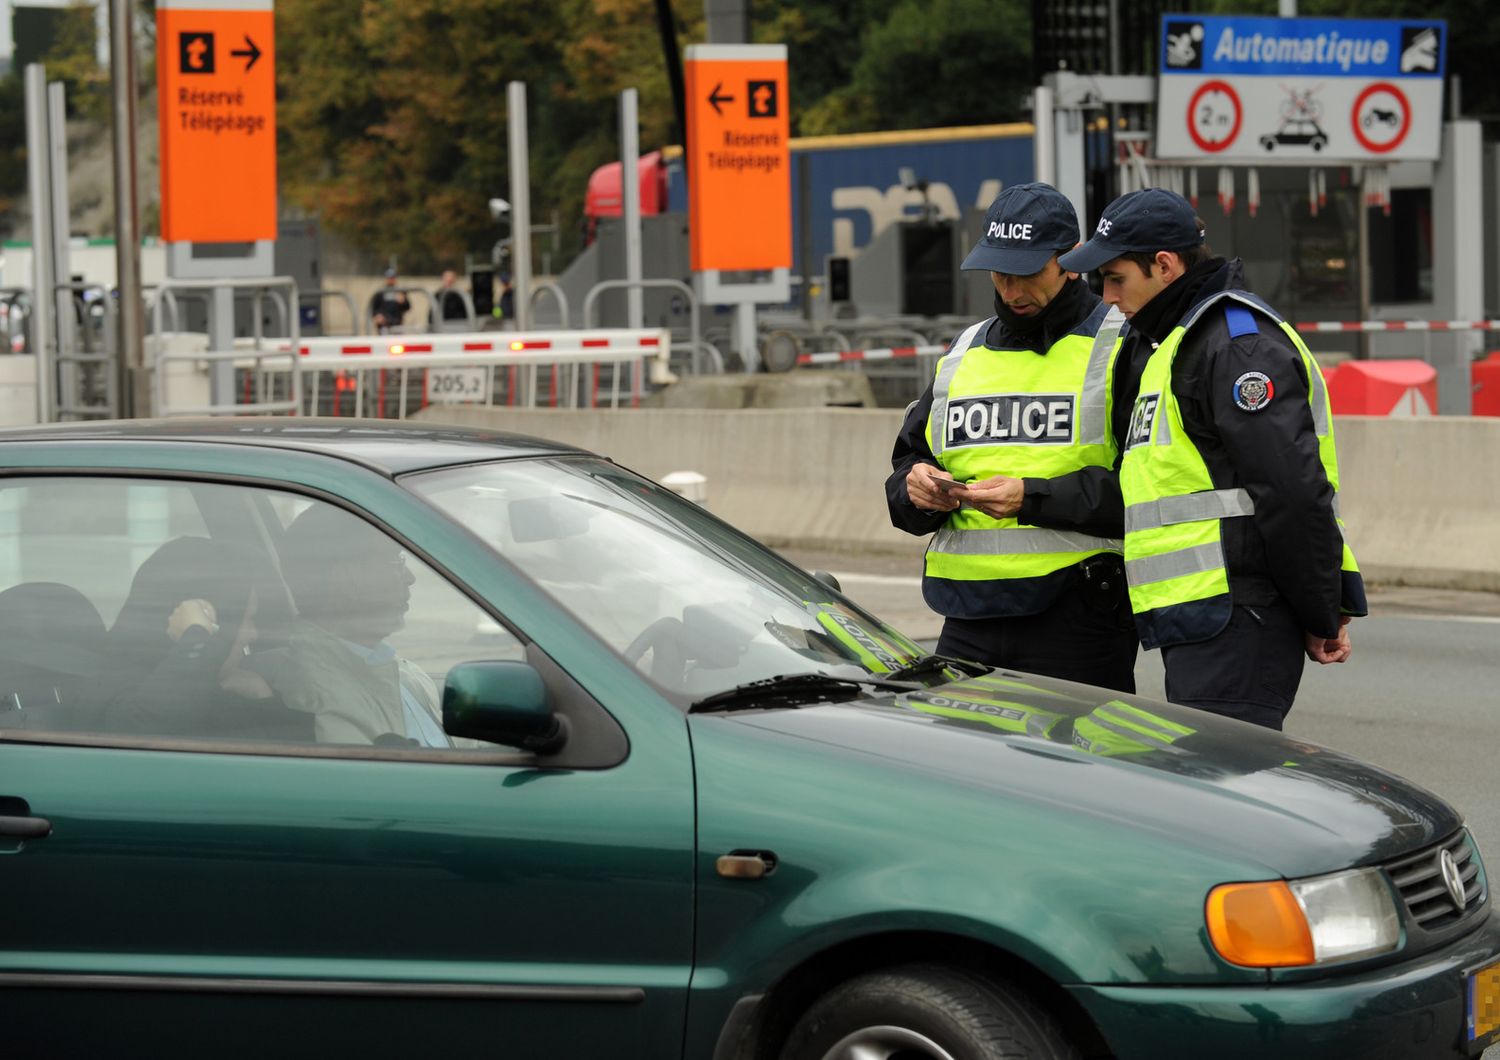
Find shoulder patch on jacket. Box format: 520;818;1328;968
1232;370;1274;412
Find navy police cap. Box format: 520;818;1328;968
1058;188;1205;274
960;183;1080;276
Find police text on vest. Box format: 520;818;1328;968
945;394;1076;447
1126;393;1160;448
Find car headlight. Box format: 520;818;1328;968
1206;867;1401;968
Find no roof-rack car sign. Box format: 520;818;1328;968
1156;14;1445;163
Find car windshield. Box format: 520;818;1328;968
406;457;926;700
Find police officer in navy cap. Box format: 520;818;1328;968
1058;188;1367;729
886;182;1138;692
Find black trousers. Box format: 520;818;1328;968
1161;601;1306;730
936;589;1139;694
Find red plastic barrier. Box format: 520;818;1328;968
1324;360;1437;417
1472;353;1500;417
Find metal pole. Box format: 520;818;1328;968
110;0;143;416
653;0;687;162
507;81;532;331
1278;0;1297;16
620;88;644;330
48;81;76;409
1033;86;1056;186
798;152;812;320
24;64;55;425
1356;167;1371;361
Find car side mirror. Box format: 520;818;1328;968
442;661;568;754
812;570;841;593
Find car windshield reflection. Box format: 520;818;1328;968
406;458;926;700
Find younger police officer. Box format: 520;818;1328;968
1059;188;1367;729
886;183;1137;692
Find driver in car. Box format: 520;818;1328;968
268;504;449;747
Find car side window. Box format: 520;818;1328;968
0;477;523;751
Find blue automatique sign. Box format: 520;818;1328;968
1156;15;1447;162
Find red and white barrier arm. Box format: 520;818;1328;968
796;344;947;367
273;328;671;367
1296;320;1500;333
796;322;1500;367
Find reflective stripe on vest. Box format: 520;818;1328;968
1125;541;1225;586
1078;306;1125;446
932;526;1124;556
1120;290;1362;646
1124;488;1254;533
929;319;989;457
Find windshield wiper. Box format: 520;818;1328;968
690;672;908;713
882;653;990;683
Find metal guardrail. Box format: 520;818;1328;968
150;276;302;417
298;288;362;336
52;280;117;419
282;328;670;415
582;278;722;375
530;282;570;329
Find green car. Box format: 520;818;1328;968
0;420;1494;1059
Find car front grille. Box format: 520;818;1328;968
1385;830;1486;932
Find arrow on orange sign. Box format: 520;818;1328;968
230;34;261;71
707;82;735;115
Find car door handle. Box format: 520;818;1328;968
0;814;52;839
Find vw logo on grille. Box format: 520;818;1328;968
1438;849;1467;913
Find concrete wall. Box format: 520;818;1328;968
417;406;1500;593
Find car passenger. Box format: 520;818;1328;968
105;536;310;741
268;504;448;747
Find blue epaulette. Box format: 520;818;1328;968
1224;304;1259;339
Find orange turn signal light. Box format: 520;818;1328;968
1205;881;1316;968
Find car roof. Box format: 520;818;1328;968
0;418;592;476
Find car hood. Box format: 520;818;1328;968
718;670;1461;878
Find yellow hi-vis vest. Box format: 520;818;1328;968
1119;291;1364;648
921;305;1126;618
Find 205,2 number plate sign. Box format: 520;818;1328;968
425;368;488;404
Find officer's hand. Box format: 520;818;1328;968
1304;616;1353;664
961;475;1025;520
907;463;962;512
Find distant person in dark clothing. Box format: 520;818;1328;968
433;268;470;326
371;267;410;334
498;271;515;322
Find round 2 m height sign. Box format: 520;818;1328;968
1187;80;1243;153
